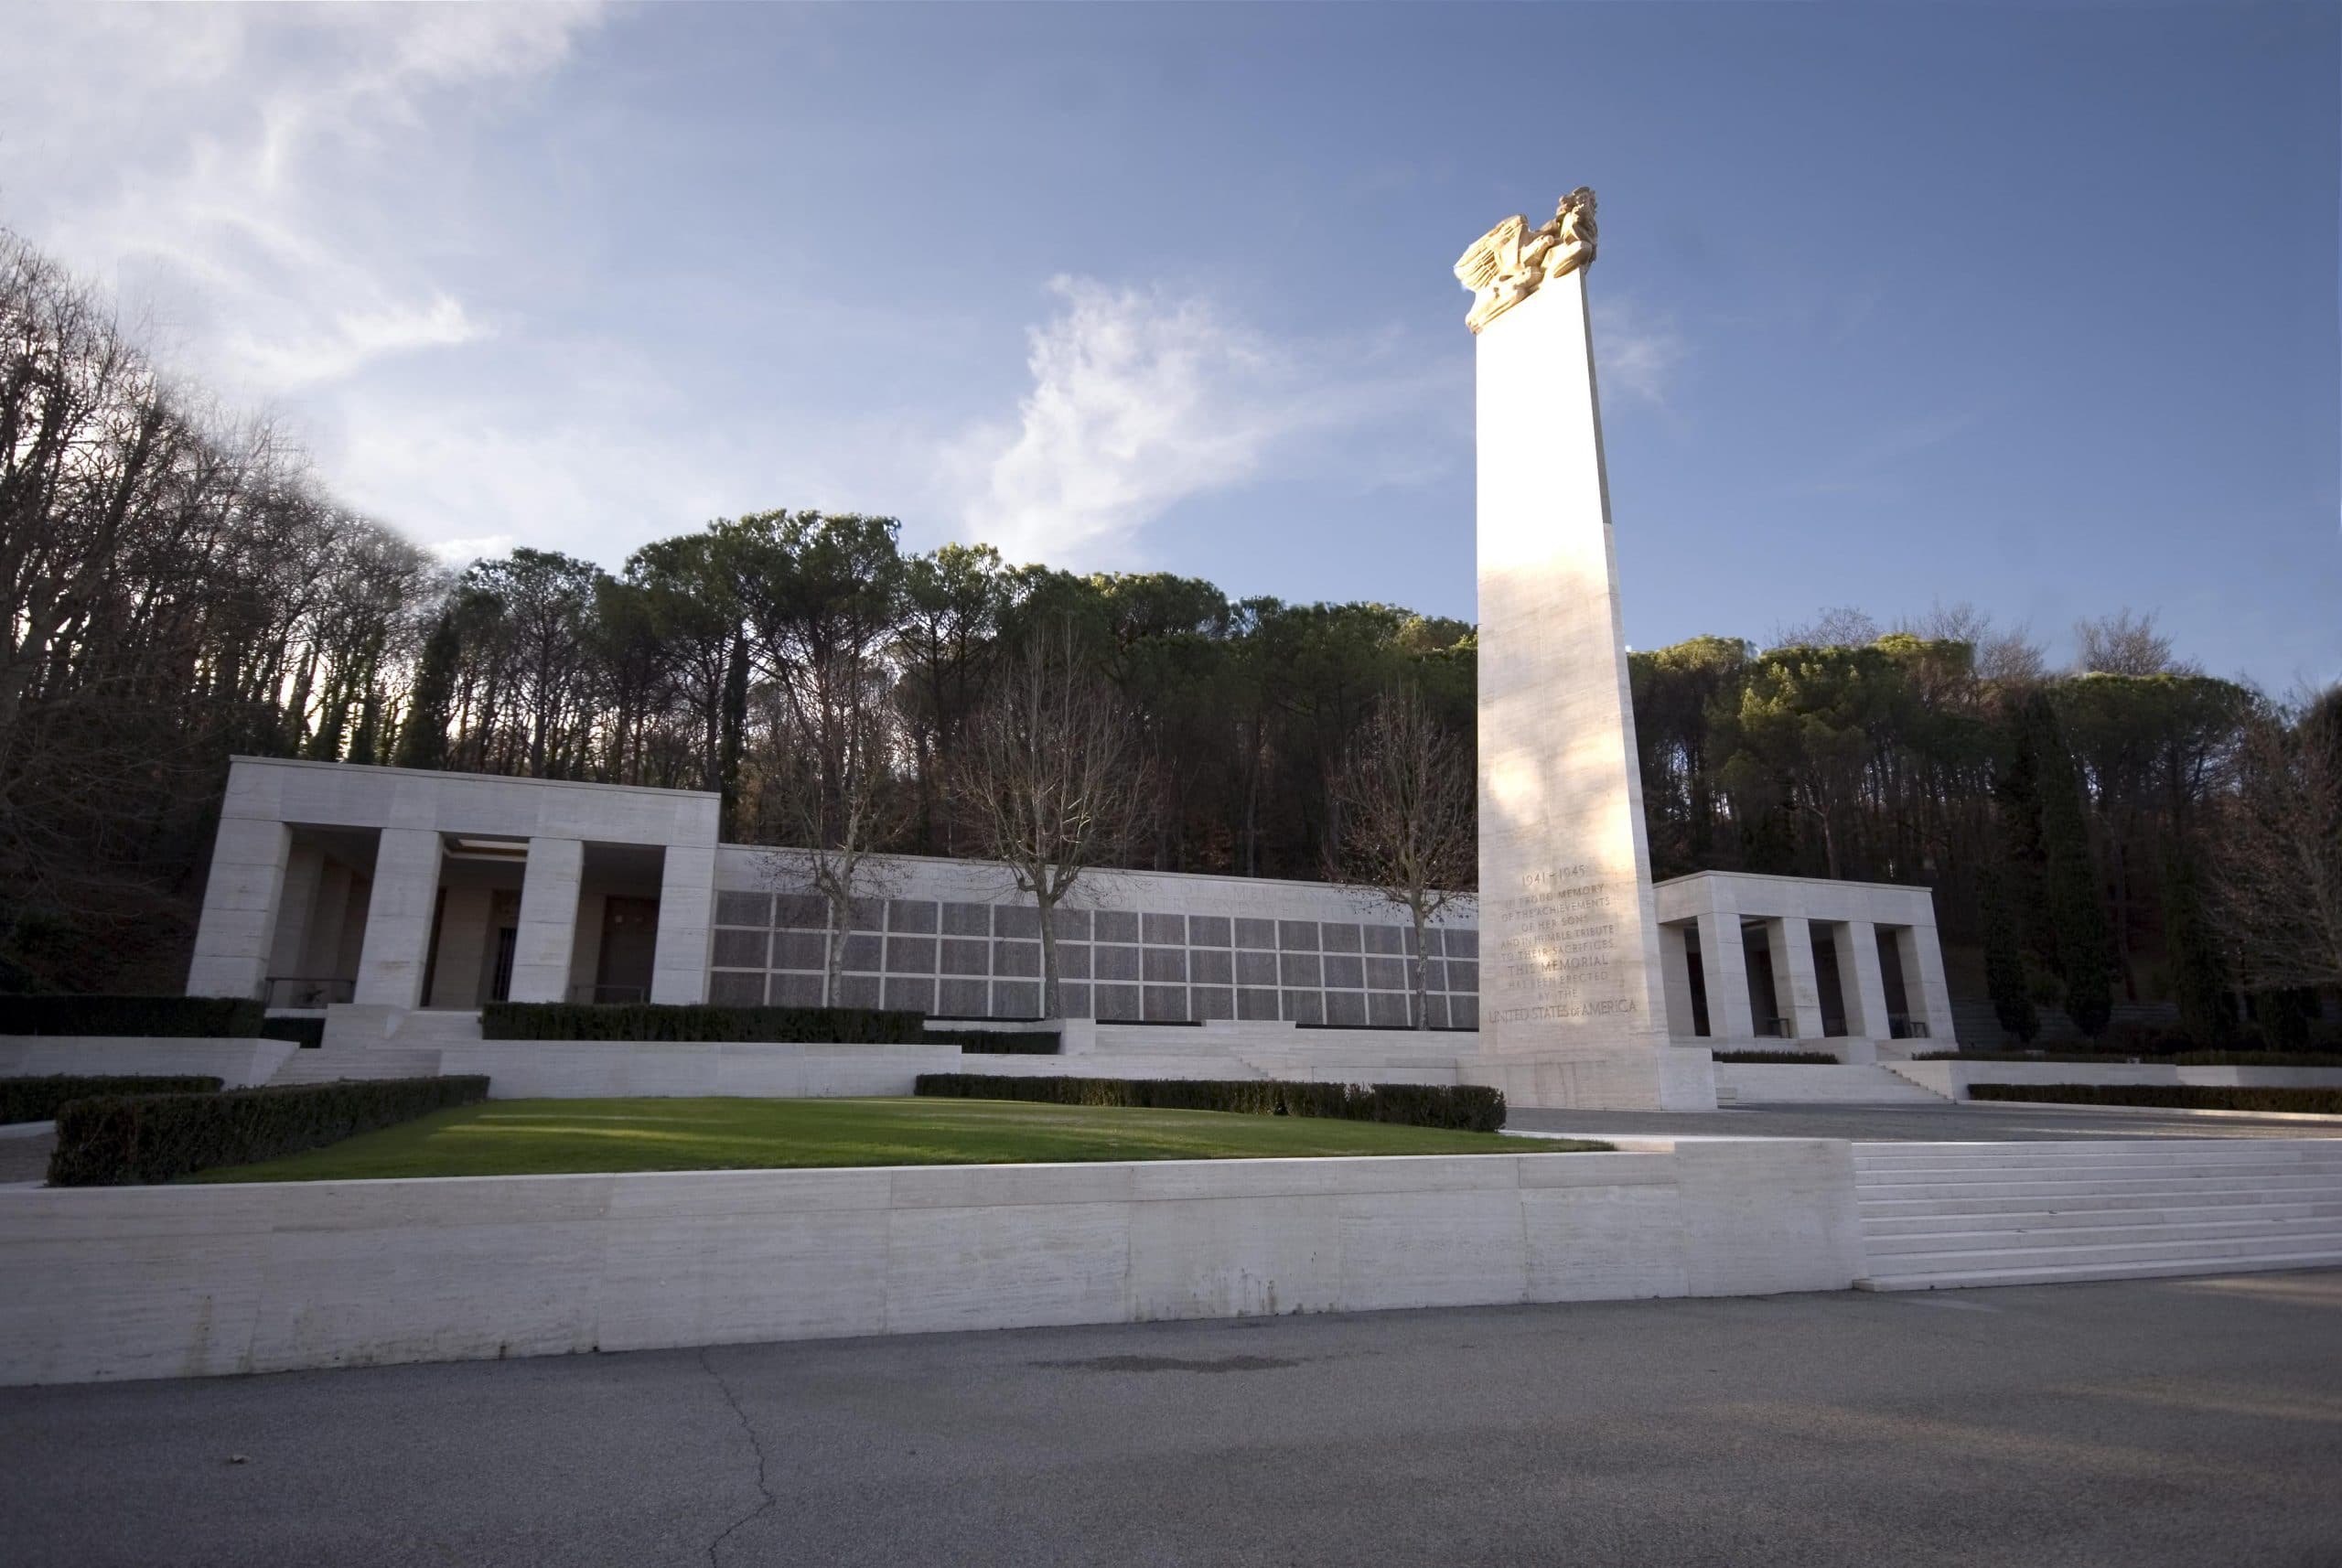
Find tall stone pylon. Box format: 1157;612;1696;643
1456;189;1715;1110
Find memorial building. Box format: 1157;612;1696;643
182;189;1957;1107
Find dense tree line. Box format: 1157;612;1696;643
1630;608;2334;1040
1;231;437;989
3;225;2330;1036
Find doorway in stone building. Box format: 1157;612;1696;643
595;897;660;1004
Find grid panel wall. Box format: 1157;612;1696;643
708;895;1479;1025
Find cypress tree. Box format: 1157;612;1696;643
392;612;461;771
1993;711;2055;972
2161;842;2231;1047
717;634;749;838
1980;866;2038;1044
346;691;383;768
2030;693;2114;1038
2261;987;2315;1053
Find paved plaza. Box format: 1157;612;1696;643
2;1269;2337;1566
1509;1100;2342;1143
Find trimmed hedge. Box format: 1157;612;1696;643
1;1075;222;1125
1968;1083;2342;1115
1920;1048;2342;1069
915;1073;1507;1133
1713;1050;1840;1065
929;1030;1061;1055
48;1076;491;1187
0;994;264;1038
260;1016;327;1049
480;1002;925;1044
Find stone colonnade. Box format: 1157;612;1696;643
188;758;721;1012
1650;870;1956;1055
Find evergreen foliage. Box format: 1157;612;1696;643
2161;842;2232;1047
392;610;462;770
1;1074;221;1124
2029;694;2115;1037
1980;866;2039;1044
48;1076;489;1186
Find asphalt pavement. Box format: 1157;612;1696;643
2;1269;2337;1566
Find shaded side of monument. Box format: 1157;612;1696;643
1459;193;1718;1111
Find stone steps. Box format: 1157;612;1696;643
1716;1064;1949;1104
267;1047;445;1086
1864;1215;2342;1255
1854;1193;2332;1226
1863;1197;2342;1233
1851;1137;2342;1291
1855;1251;2342;1292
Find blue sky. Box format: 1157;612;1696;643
5;3;2335;688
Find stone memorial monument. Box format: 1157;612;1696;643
1456;188;1716;1110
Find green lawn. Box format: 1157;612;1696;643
188;1096;1595;1182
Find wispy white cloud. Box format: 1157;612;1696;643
945;276;1450;568
1592;295;1687;408
3;11;1449;577
1;5;603;400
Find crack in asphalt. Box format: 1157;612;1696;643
700;1347;778;1567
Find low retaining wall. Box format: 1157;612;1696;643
1891;1059;2342;1101
444;1040;966;1099
0;1138;1861;1385
0;1036;296;1089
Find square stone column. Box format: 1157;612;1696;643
187;818;294;999
1835;921;1894;1039
650;845;715;1005
1896;925;1959;1045
1765;918;1826;1042
1657;922;1698;1038
1693;912;1756;1042
352;829;445;1008
509;837;585;1004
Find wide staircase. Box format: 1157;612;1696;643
1853;1139;2342;1290
265;1008;477;1086
1717;1063;1950;1105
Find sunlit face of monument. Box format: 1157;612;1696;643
1456;189;1716;1112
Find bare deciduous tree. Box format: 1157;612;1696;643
2211;689;2342;992
2074;607;2193;677
760;648;907;1004
948;629;1151;1017
1771;605;1880;650
1326;684;1477;1029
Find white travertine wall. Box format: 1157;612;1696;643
1473;266;1708;1111
0;1037;297;1090
0;1140;1863;1385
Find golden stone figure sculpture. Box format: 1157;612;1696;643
1454;187;1599;335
